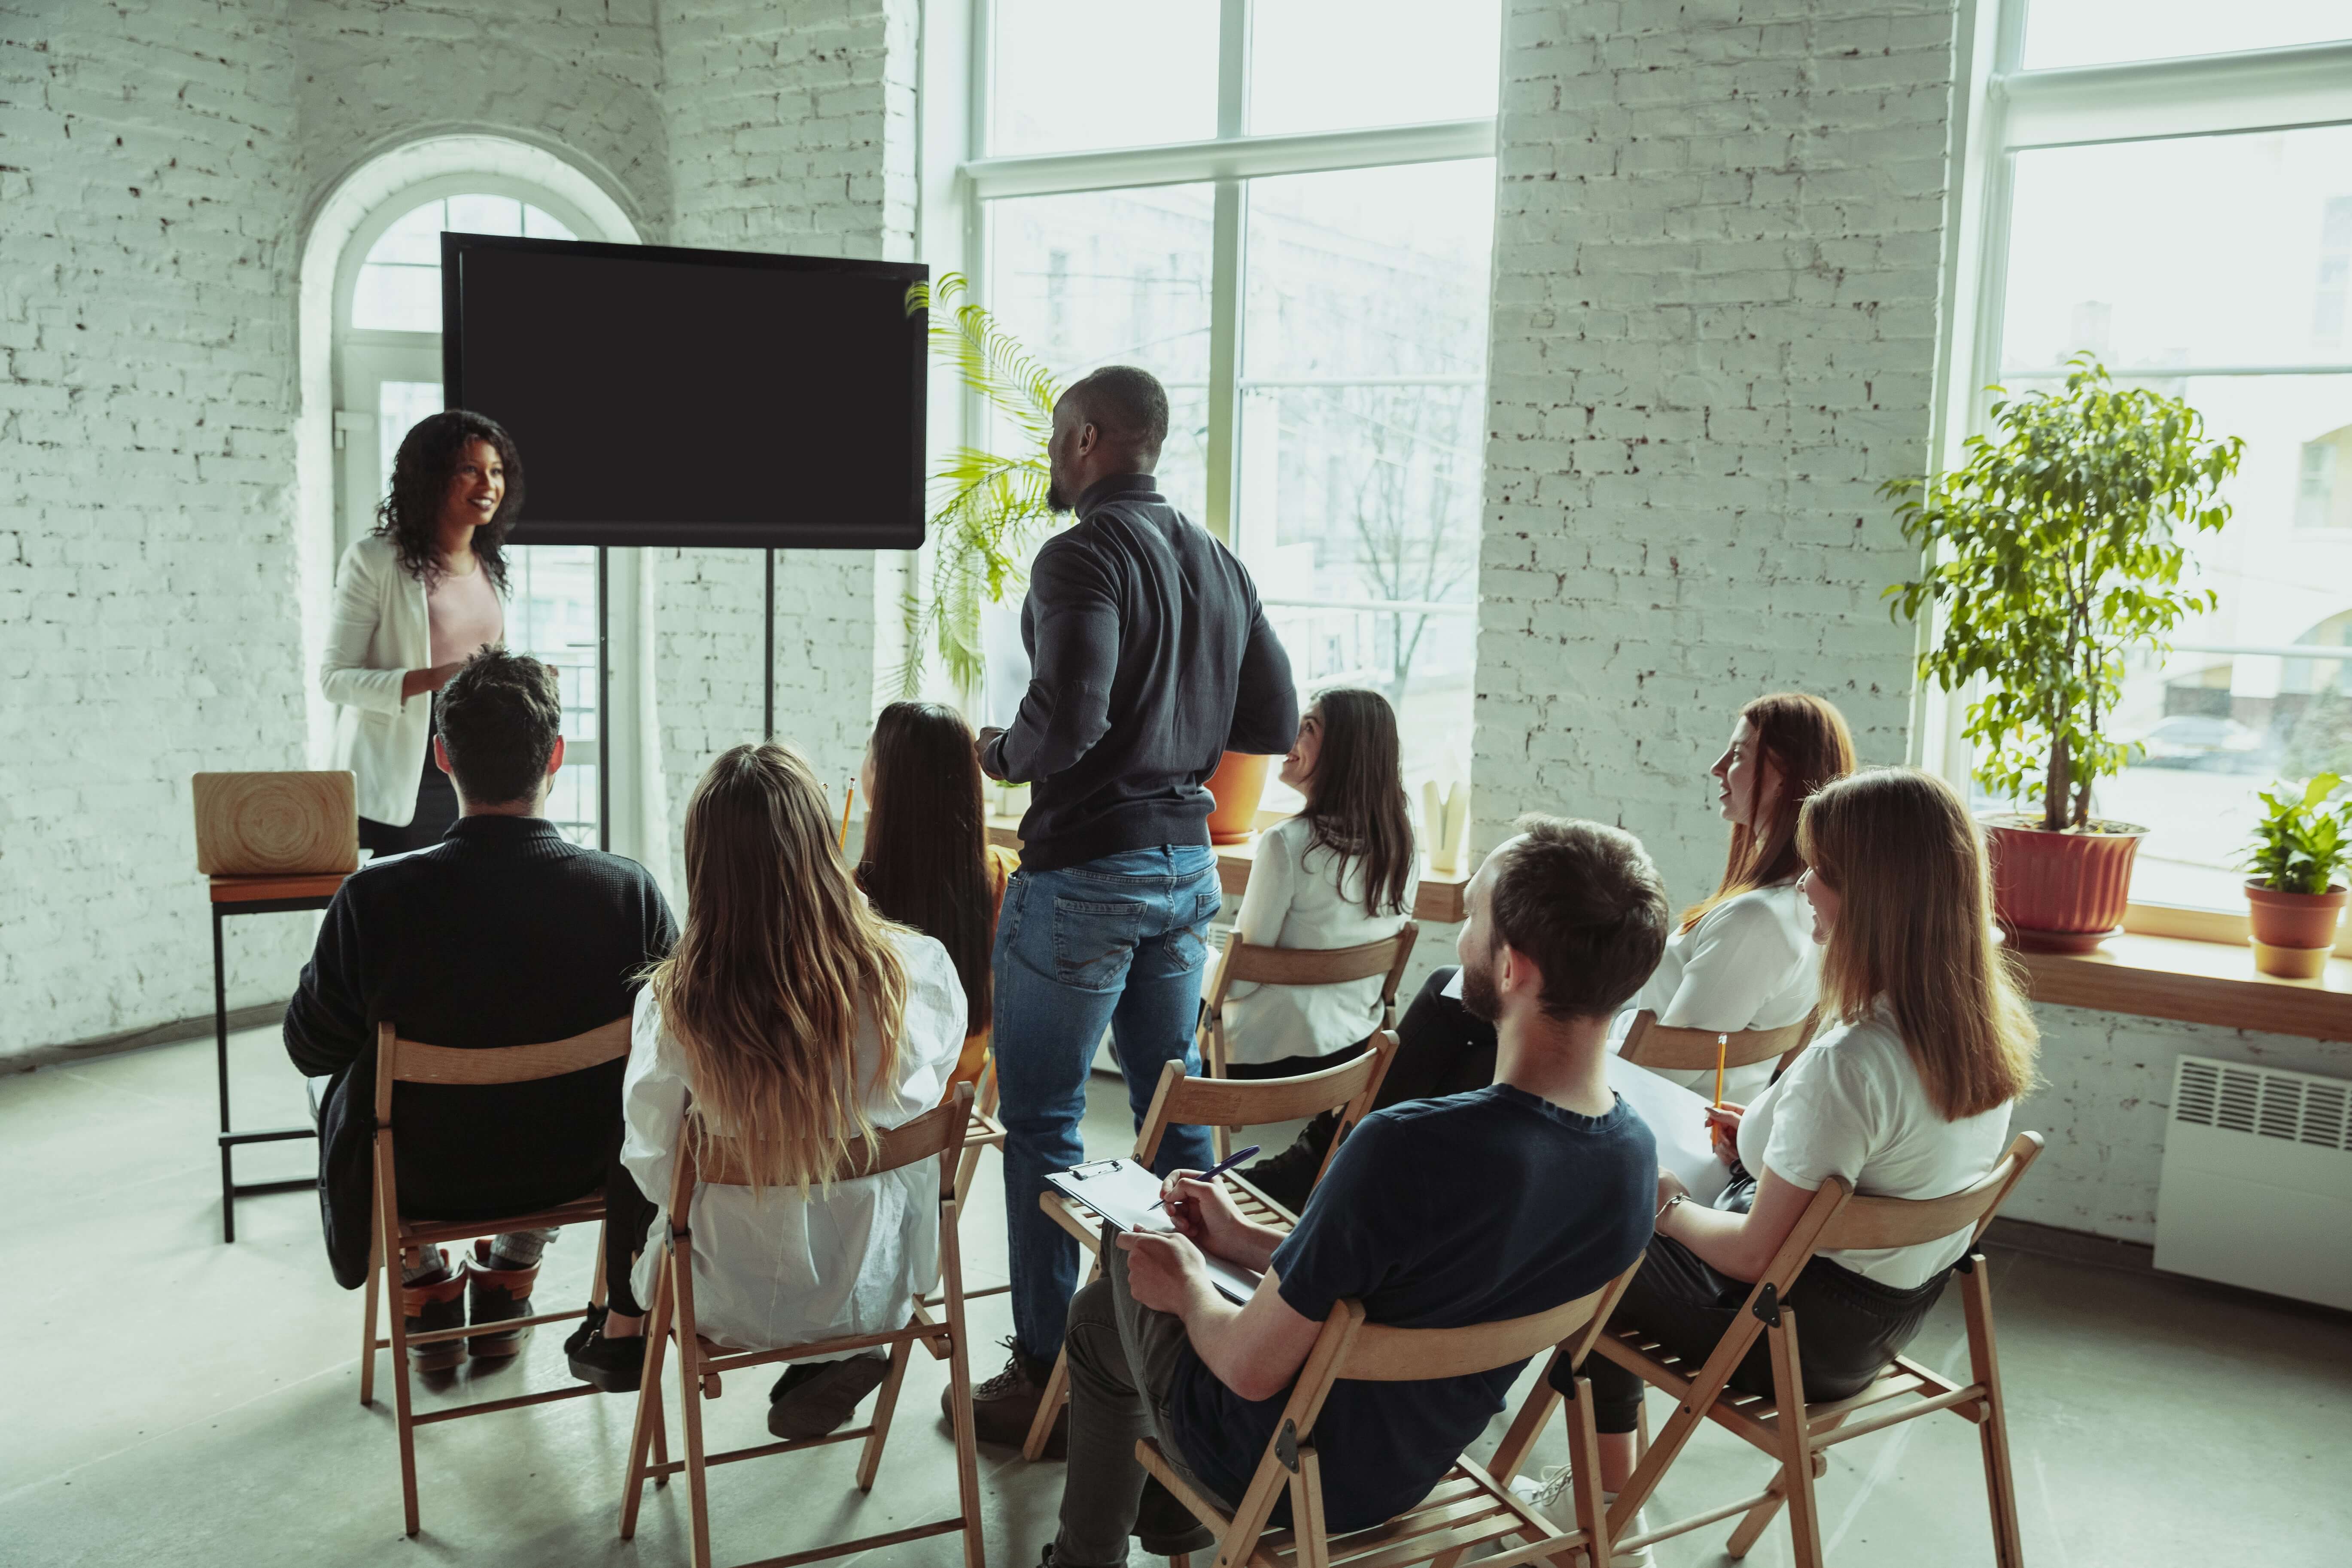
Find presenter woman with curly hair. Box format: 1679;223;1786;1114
321;409;525;854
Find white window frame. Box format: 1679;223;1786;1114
957;0;1492;647
1930;9;2352;931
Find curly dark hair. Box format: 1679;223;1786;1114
373;408;524;591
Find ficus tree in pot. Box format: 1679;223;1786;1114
1885;356;2243;947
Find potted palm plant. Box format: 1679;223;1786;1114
2242;773;2352;977
1886;356;2243;951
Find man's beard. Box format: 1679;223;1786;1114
1458;949;1503;1023
1045;474;1072;513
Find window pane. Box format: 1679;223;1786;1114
505;545;603;846
986;184;1215;511
2002;128;2352;373
377;381;445;499
1249;0;1501;136
1239;161;1494;800
990;0;1218;156
352;198;575;332
2022;0;2351;69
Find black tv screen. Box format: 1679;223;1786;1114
441;234;927;549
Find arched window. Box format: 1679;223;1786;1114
331;177;612;845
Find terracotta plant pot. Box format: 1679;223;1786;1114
2250;941;2333;981
1981;814;2148;953
1204;752;1274;845
2245;881;2348;957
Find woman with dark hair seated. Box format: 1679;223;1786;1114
1244;692;1855;1211
857;700;1022;1099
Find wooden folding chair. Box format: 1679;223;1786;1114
618;1084;985;1568
1139;1256;1646;1568
911;1057;1012;1342
361;1017;629;1538
1574;1132;2045;1568
1199;924;1419;1157
1617;1007;1819;1086
1021;1036;1399;1461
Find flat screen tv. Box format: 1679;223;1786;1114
441;233;927;549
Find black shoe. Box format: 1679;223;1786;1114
565;1303;646;1392
946;1337;1067;1458
1240;1111;1339;1214
401;1264;469;1373
466;1241;541;1360
1136;1472;1216;1556
767;1351;892;1439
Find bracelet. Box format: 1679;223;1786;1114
1655;1194;1686;1228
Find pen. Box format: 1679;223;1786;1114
839;782;855;849
1148;1145;1262;1210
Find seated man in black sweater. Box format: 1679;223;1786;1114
285;649;676;1373
1041;816;1667;1567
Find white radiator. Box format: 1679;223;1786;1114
2155;1054;2352;1310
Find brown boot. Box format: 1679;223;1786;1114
400;1261;469;1373
945;1337;1068;1457
466;1240;542;1360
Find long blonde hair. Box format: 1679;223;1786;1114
1680;693;1857;932
646;743;911;1191
1798;768;2038;1120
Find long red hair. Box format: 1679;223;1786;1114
1680;692;1858;932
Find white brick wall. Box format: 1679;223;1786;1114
0;1;312;1056
1479;0;1957;905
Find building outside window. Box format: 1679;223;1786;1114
1962;3;2352;909
967;0;1501;810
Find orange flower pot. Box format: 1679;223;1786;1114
1205;752;1274;844
1982;815;2147;953
2245;882;2348;954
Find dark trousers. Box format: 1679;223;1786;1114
1568;1180;1950;1433
359;738;459;857
404;1140;656;1317
1261;966;1493;1178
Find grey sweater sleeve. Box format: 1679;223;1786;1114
985;541;1120;784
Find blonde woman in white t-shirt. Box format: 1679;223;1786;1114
1518;769;2038;1540
1625;691;1858;1100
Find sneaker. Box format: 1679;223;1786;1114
399;1252;468;1373
565;1303;647;1392
1238;1114;1337;1215
465;1240;542;1360
767;1352;892;1440
945;1337;1068;1457
1508;1469;1652;1566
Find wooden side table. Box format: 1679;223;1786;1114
210;871;347;1242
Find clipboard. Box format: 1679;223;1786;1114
1045;1157;1264;1306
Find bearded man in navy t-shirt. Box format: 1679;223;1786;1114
1039;815;1668;1567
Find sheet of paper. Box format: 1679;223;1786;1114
1606;1055;1735;1205
1045;1158;1265;1305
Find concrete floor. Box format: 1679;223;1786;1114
4;1025;2348;1568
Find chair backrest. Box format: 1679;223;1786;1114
1135;1031;1398;1166
373;1017;632;1125
1209;923;1420;999
1814;1131;2045;1253
1618;1008;1818;1075
670;1084;977;1213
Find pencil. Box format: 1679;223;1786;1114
839;782;855;849
1713;1033;1726;1107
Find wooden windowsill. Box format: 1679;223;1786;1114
2010;930;2352;1042
984;816;1470;924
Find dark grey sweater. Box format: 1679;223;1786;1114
984;474;1298;871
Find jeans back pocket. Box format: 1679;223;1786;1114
1051;896;1144;991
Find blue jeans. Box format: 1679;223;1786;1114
995;845;1222;1361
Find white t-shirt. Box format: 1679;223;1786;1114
1736;1003;2014;1290
621;929;968;1353
1610;882;1819;1102
1219;815;1419;1066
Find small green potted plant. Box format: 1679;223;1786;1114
2242;773;2352;977
1886;356;2243;950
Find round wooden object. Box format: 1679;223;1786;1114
193;771;359;875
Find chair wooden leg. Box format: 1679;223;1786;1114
1290;1448;1330;1568
359;1213;382;1407
1725;1465;1790;1558
855;1337;915;1492
677;1334;713;1568
1487;1349;1563;1487
618;1266;675;1541
589;1220;609;1309
1962;1260;2027;1568
1768;1309;1824;1568
941;1212;987;1568
1022;1343;1073;1461
1565;1375;1612;1568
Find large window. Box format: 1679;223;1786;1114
1965;7;2352;909
968;0;1500;803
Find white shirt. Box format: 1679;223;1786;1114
1218;816;1420;1066
1610;882;1819;1102
1737;1004;2015;1289
621;929;968;1353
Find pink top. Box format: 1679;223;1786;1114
427;561;504;667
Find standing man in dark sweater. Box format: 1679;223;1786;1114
956;365;1298;1449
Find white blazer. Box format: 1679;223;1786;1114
320;534;433;825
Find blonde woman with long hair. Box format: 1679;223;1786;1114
1516;769;2039;1555
566;743;966;1441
